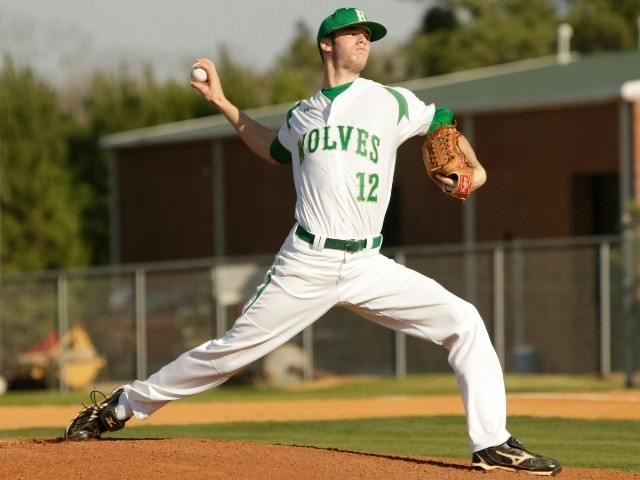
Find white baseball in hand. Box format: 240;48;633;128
191;65;208;83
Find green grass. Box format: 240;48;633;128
0;373;631;406
1;374;639;472
3;416;638;472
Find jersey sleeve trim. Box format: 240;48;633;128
428;107;454;132
270;137;292;164
383;87;409;124
286;101;302;131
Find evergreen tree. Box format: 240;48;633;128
0;57;90;272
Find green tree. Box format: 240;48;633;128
0;57;90;272
404;0;640;79
69;63;210;264
405;0;558;78
64;55;266;265
215;46;264;109
83;63;207;133
566;0;640;52
267;22;322;105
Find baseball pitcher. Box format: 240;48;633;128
65;8;561;476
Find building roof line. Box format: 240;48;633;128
101;51;640;150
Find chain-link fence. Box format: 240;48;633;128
0;234;637;391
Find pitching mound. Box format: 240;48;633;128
1;437;636;479
2;391;639;478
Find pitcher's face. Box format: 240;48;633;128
328;26;371;73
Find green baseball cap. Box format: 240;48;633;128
317;8;387;46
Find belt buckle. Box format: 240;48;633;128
345;239;361;253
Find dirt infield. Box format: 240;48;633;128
2;437;639;480
1;391;639;479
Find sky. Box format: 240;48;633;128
0;0;432;86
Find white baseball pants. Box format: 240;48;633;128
124;225;510;452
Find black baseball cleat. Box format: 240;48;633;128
472;436;562;476
65;387;128;440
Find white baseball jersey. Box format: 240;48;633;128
273;78;435;239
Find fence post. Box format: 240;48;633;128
599;242;611;378
302;326;314;383
619;100;636;388
621;223;636;387
135;269;148;381
57;274;69;392
213;264;228;339
493;246;506;369
394;250;408;378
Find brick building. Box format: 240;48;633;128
102;51;640;264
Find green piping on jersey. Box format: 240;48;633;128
428;108;454;132
383;87;409;124
286;101;302;131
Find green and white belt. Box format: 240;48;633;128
295;225;383;253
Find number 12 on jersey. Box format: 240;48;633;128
356;172;379;202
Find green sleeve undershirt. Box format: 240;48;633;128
428;107;454;132
269;137;292;165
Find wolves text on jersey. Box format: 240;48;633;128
297;125;380;164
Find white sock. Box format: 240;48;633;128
116;394;133;420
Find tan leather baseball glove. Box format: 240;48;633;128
422;123;474;202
